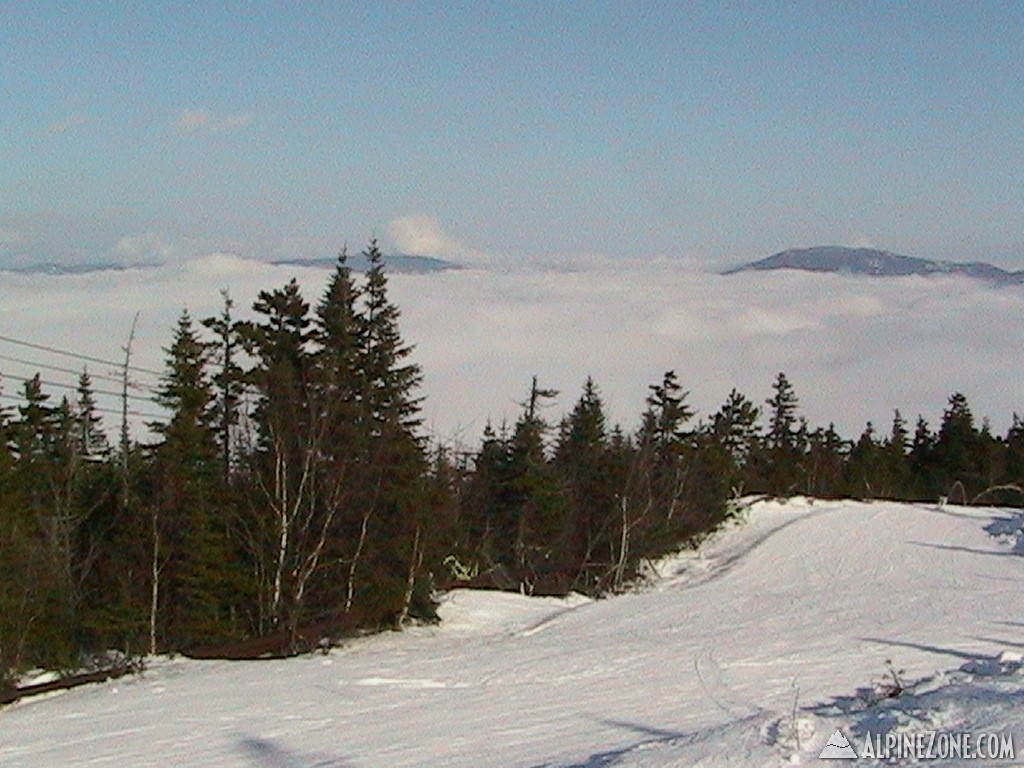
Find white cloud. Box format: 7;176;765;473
46;114;87;135
113;232;178;264
0;228;25;249
173;108;252;135
386;215;485;263
387;215;455;256
1;257;1022;447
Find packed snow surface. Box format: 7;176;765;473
2;498;1023;766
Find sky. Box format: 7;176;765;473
2;2;1024;269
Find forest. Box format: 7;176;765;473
2;242;1023;681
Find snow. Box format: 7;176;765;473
2;498;1023;767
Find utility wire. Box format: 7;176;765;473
0;392;165;421
0;371;162;405
0;352;157;393
0;332;163;378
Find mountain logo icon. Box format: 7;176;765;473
819;729;858;759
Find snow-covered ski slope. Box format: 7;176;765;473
3;499;1024;767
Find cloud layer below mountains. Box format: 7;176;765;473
2;255;1022;446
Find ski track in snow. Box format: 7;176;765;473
2;499;1023;767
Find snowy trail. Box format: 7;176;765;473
2;499;1023;767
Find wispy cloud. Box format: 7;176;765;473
0;228;26;249
46;113;87;135
113;232;177;264
386;215;482;263
173;108;252;135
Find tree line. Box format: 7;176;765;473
2;242;1022;680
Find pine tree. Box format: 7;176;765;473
762;372;804;496
0;375;47;675
932;392;983;500
202;290;245;479
1005;414;1024;487
74;370;108;459
147;310;231;650
638;370;693;452
909;415;937;499
846;422;882;499
505;377;566;591
554;377;616;587
302;250;372;627
353;242;430;623
359;240;423;432
633;371;698;550
879;409;911;498
238;278;316;635
463;421;517;572
803;423;846;497
708;388;761;495
8;376;84;667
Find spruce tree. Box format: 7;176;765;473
554;378;612;580
846;422;882;499
803;423;845;497
709;388;761;495
506;377;566;591
762;372;804;496
880;410;911;498
75;370;108;459
238;278;315;635
359;240;423;432
463;421;517;573
202;290;245;479
633;371;699;550
909;415;936;499
148;310;232;649
932;393;984;500
353;242;430;623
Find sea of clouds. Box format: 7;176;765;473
2;253;1022;448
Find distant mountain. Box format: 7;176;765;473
724;246;1024;286
2;253;459;277
5;261;158;276
272;253;459;274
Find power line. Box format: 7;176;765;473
0;393;163;423
0;352;157;394
0;371;161;406
0;332;163;378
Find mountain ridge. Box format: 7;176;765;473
1;253;459;277
724;246;1024;285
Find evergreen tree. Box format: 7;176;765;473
634;371;697;549
303;250;368;622
352;242;430;624
708;388;761;495
846;422;883;498
878;409;912;498
463;421;517;573
147;310;233;649
638;370;693;452
75;371;108;459
909;415;937;499
1005;414;1024;488
554;377;616;588
804;423;846;497
932;393;984;500
202;290;245;479
359;241;423;432
761;372;804;496
238;278;316;635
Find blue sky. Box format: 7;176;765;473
2;1;1023;267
